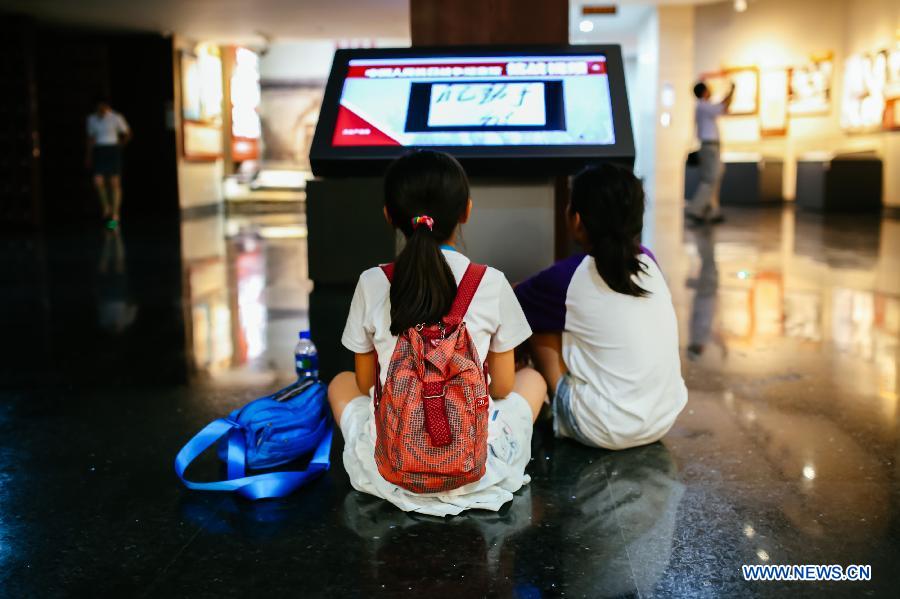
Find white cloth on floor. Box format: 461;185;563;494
340;392;533;517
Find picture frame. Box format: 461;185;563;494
841;52;886;132
759;69;789;137
788;54;833;116
179;48;224;161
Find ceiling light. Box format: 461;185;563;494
735;0;748;12
579;20;595;33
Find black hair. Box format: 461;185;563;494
570;163;650;298
384;150;470;335
94;95;111;106
693;82;707;99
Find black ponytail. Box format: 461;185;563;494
570;163;650;298
384;151;470;335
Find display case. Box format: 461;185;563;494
685;152;783;206
795;152;882;212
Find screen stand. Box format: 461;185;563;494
307;178;557;287
462;178;557;282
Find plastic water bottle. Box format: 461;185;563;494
294;330;319;381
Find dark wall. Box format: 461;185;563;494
34;29;109;219
106;35;179;225
0;16;179;229
0;16;42;228
0;17;188;386
410;0;568;46
35;28;179;227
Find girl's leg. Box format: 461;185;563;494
93;175;110;218
512;367;548;422
109;175;122;222
328;371;363;424
529;333;567;394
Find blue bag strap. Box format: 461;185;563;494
232;424;333;500
173;414;334;500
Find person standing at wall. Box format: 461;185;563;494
686;81;734;225
86;97;131;229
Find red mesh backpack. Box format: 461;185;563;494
373;262;490;493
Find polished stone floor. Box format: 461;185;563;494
1;204;898;597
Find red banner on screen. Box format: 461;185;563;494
332;104;401;146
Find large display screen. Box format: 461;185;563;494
332;55;614;146
310;46;633;176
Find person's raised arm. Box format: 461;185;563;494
722;81;737;111
118;114;132;145
486;349;515;398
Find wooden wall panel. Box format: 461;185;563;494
410;0;568;46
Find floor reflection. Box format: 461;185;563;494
672;207;899;405
3;203;900;595
339;440;683;597
180;209;311;386
686;225;720;360
96;229;138;334
342;487;534;594
547;442;683;598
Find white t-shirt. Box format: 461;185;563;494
695;100;725;142
87;111;130;146
341;249;532;390
515;251;688;449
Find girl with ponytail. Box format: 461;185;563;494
515;163;688;451
328;150;546;516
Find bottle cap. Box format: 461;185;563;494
299;330;311;339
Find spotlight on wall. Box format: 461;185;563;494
661;82;675;108
734;0;748;12
579;20;595;33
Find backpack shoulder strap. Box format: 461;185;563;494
382;261;487;325
445;263;488;325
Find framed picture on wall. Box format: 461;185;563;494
885;98;900;130
759;69;789;137
841;52;886;132
180;47;224;160
230;47;262;162
788;54;833;116
702;66;759;116
884;46;900;131
884;46;900;98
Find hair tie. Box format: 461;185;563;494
411;215;434;232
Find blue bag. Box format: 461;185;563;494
174;379;333;500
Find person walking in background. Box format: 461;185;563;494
686;80;734;225
86;97;131;229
